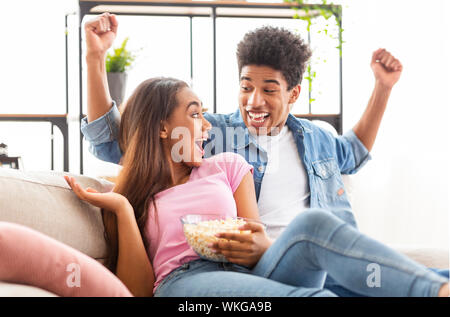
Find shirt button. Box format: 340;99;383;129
258;166;264;172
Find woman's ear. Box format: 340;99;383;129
160;121;169;139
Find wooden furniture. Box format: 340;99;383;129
0;114;69;171
0;14;72;172
0;156;22;170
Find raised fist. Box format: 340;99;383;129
371;48;403;89
84;12;118;56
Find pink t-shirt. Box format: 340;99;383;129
145;152;254;292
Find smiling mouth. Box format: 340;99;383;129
247;111;270;123
194;138;207;155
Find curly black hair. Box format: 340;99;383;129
236;26;312;90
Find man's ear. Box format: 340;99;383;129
160;121;169;139
288;84;301;104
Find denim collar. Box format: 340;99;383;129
229;109;251;150
285;113;313;135
229;108;312;150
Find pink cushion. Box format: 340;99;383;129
0;221;132;297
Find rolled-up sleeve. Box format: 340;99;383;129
80;102;122;164
81;102;121;145
86;141;123;165
337;129;372;174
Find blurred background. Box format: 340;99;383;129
0;0;448;250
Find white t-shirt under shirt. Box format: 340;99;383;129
254;125;310;240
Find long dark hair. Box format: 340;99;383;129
102;77;188;272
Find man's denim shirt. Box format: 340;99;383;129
81;103;371;228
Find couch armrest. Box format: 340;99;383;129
393;245;449;269
0;282;58;297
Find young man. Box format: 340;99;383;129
82;14;444;296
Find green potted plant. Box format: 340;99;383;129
106;37;136;107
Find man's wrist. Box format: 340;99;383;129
374;80;394;92
86;51;107;64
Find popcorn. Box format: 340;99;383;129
183;218;250;262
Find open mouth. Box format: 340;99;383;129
194;138;207;156
247;111;270;124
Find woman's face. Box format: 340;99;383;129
163;87;211;167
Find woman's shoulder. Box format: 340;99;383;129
205;152;248;166
194;152;253;192
202;152;252;178
198;152;249;175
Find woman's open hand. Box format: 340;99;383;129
64;175;130;214
209;221;273;268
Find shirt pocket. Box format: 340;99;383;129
311;158;346;203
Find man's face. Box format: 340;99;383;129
238;65;300;136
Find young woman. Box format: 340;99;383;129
64;76;448;297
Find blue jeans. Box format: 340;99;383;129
154;209;448;297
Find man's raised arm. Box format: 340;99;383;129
353;49;403;152
80;13;124;165
84;13;118;123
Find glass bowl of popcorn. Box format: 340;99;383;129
180;214;262;262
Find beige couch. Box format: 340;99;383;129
0;168;113;296
0;168;448;296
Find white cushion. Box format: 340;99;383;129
0;168;113;262
390;245;449;269
0;281;57;297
